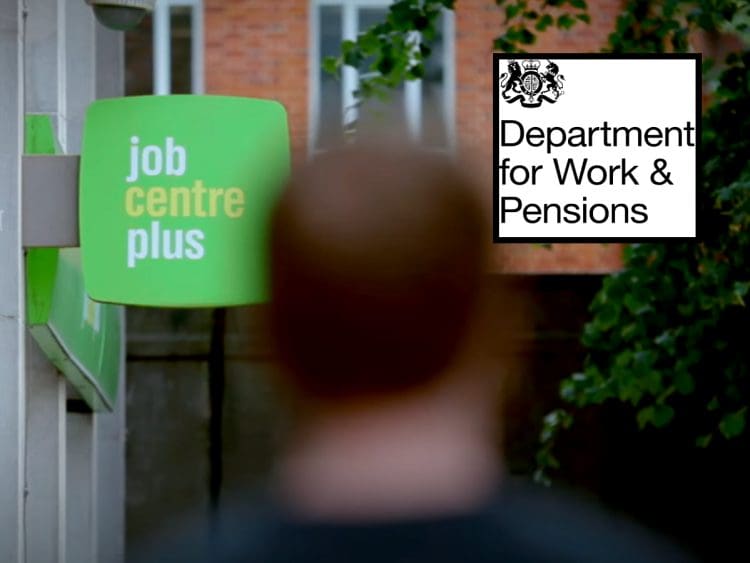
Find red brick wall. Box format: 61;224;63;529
204;0;309;162
204;0;626;273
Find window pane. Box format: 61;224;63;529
317;6;343;149
125;12;153;95
422;12;448;147
170;6;193;94
356;7;408;139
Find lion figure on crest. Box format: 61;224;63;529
542;60;565;99
499;60;523;98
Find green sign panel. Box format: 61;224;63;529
27;249;123;411
79;95;290;307
26;115;123;412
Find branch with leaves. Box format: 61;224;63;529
323;0;590;111
323;0;454;110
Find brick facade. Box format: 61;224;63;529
205;0;310;162
203;0;626;273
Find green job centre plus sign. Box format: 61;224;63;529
80;95;290;307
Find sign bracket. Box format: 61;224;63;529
23;155;81;248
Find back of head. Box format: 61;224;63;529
269;144;486;399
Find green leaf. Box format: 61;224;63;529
637;406;654;429
695;433;712;448
595;302;619;331
506;3;521;20
733;281;750;306
518;27;536;45
376;54;396;75
342;41;363;67
719;408;747;439
652;403;675;427
493;36;517;52
322;56;340;76
358;32;380;53
674;371;695;395
556;14;576;30
407;63;425;79
535;14;554;31
620;322;638;340
560;379;577;402
642;370;663;395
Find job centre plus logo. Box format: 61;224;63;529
500;59;565;108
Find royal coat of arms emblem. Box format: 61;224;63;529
500;59;565;108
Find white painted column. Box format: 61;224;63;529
0;1;26;561
404;78;422;141
61;3;98;562
341;3;358;130
153;0;171;94
191;0;205;94
94;21;127;563
25;350;67;563
23;2;68;561
66;412;96;563
63;0;96;153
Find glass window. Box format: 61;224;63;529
311;1;454;152
421;12;447;148
317;6;344;149
356;7;408;139
170;6;193;94
125;12;153;95
132;0;203;96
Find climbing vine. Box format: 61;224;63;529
537;0;750;482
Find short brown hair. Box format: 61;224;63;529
269;145;486;399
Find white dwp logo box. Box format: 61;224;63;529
493;54;700;242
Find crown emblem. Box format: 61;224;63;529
499;59;566;108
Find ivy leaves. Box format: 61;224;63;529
607;0;750;53
323;1;453;109
538;50;750;482
494;0;590;53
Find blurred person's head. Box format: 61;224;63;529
269;143;488;403
266;142;514;519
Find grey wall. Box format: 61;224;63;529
125;306;284;550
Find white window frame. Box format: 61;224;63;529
309;0;456;154
153;0;205;95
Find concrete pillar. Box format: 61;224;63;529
23;2;68;561
0;1;26;561
2;1;127;561
93;22;126;562
94;309;127;563
25;341;67;563
66;412;96;563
